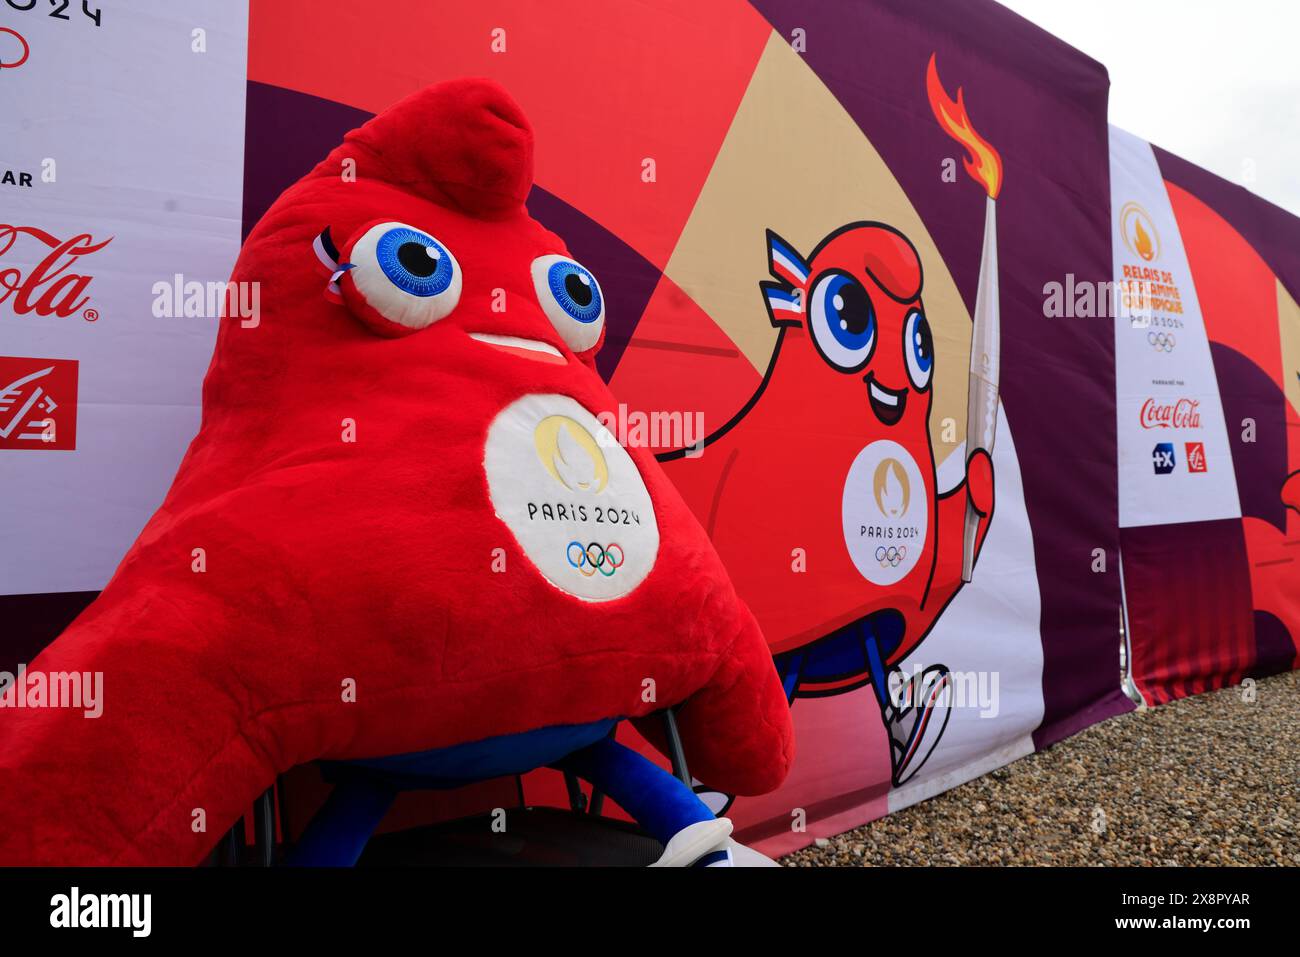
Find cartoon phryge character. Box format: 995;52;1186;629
665;57;1002;791
0;79;793;866
664;222;994;788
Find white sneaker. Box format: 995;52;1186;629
713;839;780;867
649;818;733;867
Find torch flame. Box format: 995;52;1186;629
926;53;1003;199
1134;217;1154;260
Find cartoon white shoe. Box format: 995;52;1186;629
884;664;952;786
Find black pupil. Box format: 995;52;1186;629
565;272;593;307
914;315;932;358
838;279;872;337
398;241;438;277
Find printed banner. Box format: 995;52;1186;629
0;1;247;596
1112;128;1300;703
242;0;1127;852
12;0;1296;860
1109;126;1240;528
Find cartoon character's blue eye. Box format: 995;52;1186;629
808;270;876;372
375;226;454;297
531;255;605;352
903;308;934;390
343;221;462;335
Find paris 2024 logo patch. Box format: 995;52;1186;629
485;393;660;601
842;439;928;587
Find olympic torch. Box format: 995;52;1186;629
925;53;1003;582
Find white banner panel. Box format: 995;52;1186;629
1109;126;1240;528
0;1;247;594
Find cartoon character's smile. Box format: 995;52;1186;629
866;373;908;426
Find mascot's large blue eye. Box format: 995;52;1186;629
903;308;934;390
375;226;454;297
546;260;602;323
343;220;462;334
808;270;876;372
531;254;605;352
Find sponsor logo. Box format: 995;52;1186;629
0;225;112;320
1139;396;1201;430
0;27;29;69
1119;200;1160;262
1;169;34;188
1152;442;1176;475
1185;441;1207;473
0;356;78;450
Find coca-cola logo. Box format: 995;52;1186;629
1140;397;1201;430
0;225;112;320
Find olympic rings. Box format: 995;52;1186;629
1147;331;1175;352
566;540;626;577
873;545;907;568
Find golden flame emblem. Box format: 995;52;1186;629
1119;201;1160;262
873;458;911;519
534;416;609;493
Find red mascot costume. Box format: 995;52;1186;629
0;79;793;867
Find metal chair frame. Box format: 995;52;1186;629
218;708;691;866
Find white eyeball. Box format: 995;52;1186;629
902;308;934;391
530;254;604;352
807;269;877;373
343;221;461;336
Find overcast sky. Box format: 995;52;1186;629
995;0;1300;216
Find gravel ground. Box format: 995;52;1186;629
783;669;1299;866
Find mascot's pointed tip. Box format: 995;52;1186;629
344;77;534;219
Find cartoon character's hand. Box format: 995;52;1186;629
1283;470;1300;515
966;447;994;518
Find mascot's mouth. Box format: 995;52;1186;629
469;332;566;365
865;374;908;426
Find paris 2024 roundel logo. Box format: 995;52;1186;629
842;439;928;586
485;394;660;601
